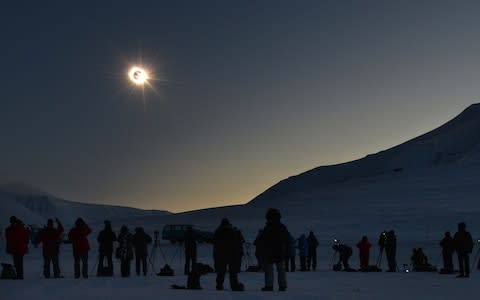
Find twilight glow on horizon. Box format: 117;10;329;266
2;1;480;212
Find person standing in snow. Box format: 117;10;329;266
297;234;309;271
5;216;29;279
439;231;454;274
258;208;289;291
385;230;397;272
254;229;265;271
307;231;319;271
285;233;296;272
132;227;152;276
117;225;134;277
97;220;117;276
357;236;372;271
35;218;64;278
68;217;91;278
213;218;244;291
453;222;474;278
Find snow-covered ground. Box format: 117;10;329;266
1;238;479;300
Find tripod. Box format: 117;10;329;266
330;250;338;270
470;241;480;272
243;242;255;270
149;231;168;275
376;247;384;268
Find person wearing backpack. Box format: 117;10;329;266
35;218;64;278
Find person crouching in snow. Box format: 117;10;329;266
332;242;353;271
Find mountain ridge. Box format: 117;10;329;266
248;103;480;205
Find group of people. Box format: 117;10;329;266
327;222;475;279
4;216;154;280
3;211;477;290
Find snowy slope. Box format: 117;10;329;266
0;180;170;227
249;104;480;205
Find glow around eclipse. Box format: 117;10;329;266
128;66;149;85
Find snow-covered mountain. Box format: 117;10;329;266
2;104;480;245
249;103;480;206
0;179;170;227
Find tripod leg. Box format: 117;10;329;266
330;252;337;269
470;248;480;271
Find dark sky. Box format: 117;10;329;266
2;1;480;212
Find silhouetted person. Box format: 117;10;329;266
254;229;265;270
184;226;197;275
117;225;134;277
132;227;152;276
258;208;289;291
35;218;64;278
68;217;91;278
213;218;244;291
307;231;319;271
285;233;296;272
411;248;431;271
333;243;352;270
440;231;454;273
97;220;117;276
385;230;397;272
297;234;308;271
5;216;29;279
453;222;474;278
356;236;372;270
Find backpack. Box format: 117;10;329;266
1;263;17;280
157;264;174;276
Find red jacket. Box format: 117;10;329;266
68;225;91;254
5;223;29;255
36;224;64;256
356;238;372;268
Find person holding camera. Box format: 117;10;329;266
97;220;117;276
35;218;64;278
68;217;92;278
